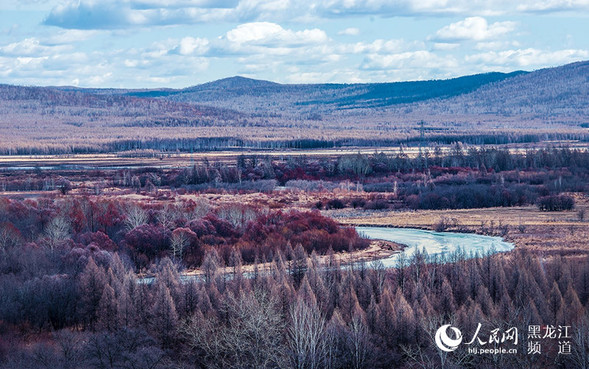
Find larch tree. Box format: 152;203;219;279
150;281;179;348
97;284;119;332
288;297;327;369
78;258;107;331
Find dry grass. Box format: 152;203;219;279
331;196;589;258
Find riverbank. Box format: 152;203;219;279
326;198;589;259
142;238;404;280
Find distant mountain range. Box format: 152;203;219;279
0;60;587;154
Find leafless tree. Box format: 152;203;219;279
188;197;211;219
288;298;327;369
347;313;370;369
78;258;107;331
124;204;148;230
97;284;119;332
170;228;193;259
156;204;178;230
202;248;221;285
150;281;179;348
182;288;286;369
45;216;71;250
217;204;257;229
568;317;589;369
84;328;166;369
0;223;20;257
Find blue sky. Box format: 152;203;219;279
1;0;588;88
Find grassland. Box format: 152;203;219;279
331;196;589;258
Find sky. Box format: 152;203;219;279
0;0;588;88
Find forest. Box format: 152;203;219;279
0;242;587;368
0;144;588;368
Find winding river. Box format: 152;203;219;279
139;227;515;283
356;226;515;268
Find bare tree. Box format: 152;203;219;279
78;258;107;331
347;313;370;369
45;216;71;250
150;281;179;348
124;204;148;230
0;222;21;257
170;228;194;259
157;204;178;230
182;288;286;369
288;298;327;369
188;197;211;219
202;248;221;285
217;204;257;229
568;317;589;369
84;328;166;369
97;284;119;332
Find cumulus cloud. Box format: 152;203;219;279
43;30;99;45
2;0;587;87
171;37;209;55
361;50;458;71
43;0;233;29
42;0;589;30
432;42;460;50
0;38;71;56
225;22;327;46
517;0;589;12
475;40;521;50
338;39;422;54
44;1;134;29
338;27;360;36
466;48;589;67
431;17;517;42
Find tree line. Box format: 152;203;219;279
0;246;587;368
0;196;367;270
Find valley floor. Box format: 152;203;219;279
330;197;589;259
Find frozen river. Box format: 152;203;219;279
139;227;515;283
356;226;515;268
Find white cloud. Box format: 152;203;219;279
361;50;458;71
466;48;589;67
338;27;360;36
475;40;520;50
431;17;517;42
2;0;587;88
0;38;71;56
225;22;327;46
42;0;589;30
338;39;422;54
517;0;589;12
432;42;460;50
175;37;209;55
43;30;99;45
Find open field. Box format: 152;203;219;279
2;140;588;169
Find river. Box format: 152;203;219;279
138;227;515;283
356;226;515;268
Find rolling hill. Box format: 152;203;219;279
0;60;587;154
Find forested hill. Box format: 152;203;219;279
0;61;587;155
122;61;588;121
121;70;526;114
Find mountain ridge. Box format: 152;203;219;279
0;60;587;155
